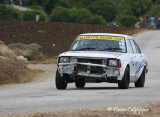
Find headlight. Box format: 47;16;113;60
109;59;118;67
59;57;70;63
108;59;121;68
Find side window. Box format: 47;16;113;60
126;39;133;53
129;40;137;53
133;40;141;54
130;40;141;54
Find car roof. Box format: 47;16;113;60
79;33;133;39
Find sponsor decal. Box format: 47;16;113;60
77;36;124;41
135;60;144;77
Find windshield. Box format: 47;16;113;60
70;35;127;53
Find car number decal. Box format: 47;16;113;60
77;36;124;41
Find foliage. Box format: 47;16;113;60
56;0;70;8
124;0;153;17
12;0;45;6
30;5;44;11
29;0;45;5
118;14;137;27
0;0;5;4
87;15;106;25
49;7;106;25
77;0;98;8
43;0;58;14
49;7;70;22
88;0;117;22
0;4;22;20
0;0;12;4
23;10;45;21
145;4;160;17
69;8;92;24
29;5;45;14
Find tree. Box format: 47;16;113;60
78;0;98;8
56;0;70;8
43;0;71;14
43;0;58;14
88;0;117;22
0;0;5;4
145;4;160;17
124;0;152;17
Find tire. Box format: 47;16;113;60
118;67;130;89
135;68;146;87
55;69;67;90
75;81;85;88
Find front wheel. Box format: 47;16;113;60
55;69;67;90
135;68;146;87
118;67;130;89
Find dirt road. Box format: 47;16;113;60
0;31;160;115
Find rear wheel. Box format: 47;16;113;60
135;68;146;87
55;69;67;90
75;81;85;88
118;67;130;89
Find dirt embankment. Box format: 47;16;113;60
0;20;144;57
2;103;160;117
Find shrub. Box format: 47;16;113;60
49;7;106;25
118;15;137;27
49;7;70;22
87;15;106;25
0;4;22;20
23;10;46;21
69;8;93;24
29;5;45;12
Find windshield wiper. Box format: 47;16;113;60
100;47;122;51
72;47;98;51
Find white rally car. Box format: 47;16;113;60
56;33;148;89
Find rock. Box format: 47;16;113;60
16;56;28;64
8;43;43;60
0;41;15;58
0;56;8;60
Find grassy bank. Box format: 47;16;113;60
0;58;40;85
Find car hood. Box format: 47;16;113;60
59;51;124;59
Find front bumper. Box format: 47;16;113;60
58;62;120;79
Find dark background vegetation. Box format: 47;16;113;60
0;0;160;26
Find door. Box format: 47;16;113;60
129;39;142;79
126;39;136;80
